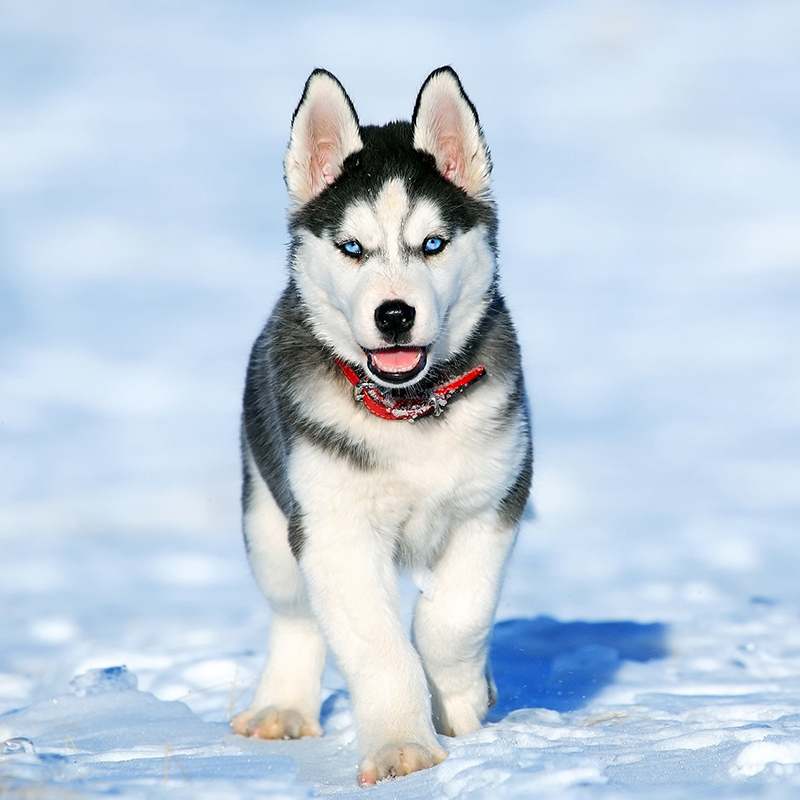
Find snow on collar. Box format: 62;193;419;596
334;356;486;422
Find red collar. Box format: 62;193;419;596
333;357;486;422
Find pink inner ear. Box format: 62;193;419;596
442;159;459;183
309;121;342;195
312;139;339;193
437;136;463;186
431;101;467;188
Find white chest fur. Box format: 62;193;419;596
288;368;527;567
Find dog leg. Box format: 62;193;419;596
232;453;326;740
231;611;326;739
295;488;447;784
412;513;516;737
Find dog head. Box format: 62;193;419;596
285;67;498;389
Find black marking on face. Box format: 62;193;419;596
289;121;497;253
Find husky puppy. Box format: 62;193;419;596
231;67;532;786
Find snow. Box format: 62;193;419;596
1;0;800;797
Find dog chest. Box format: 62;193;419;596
287;383;526;561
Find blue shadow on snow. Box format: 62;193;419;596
487;616;669;720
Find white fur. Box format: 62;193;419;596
413;511;516;737
292;179;496;388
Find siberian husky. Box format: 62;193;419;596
231;66;532;786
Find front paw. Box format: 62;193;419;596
231;706;322;740
359;742;447;786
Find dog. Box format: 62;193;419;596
231;66;532;786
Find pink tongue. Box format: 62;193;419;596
370;347;423;374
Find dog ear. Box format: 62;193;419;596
284;70;363;205
412;67;491;199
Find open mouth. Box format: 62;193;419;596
365;346;428;385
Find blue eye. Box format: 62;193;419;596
340;240;362;257
423;236;445;255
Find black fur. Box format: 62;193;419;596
499;447;534;525
289;412;377;471
288;511;306;559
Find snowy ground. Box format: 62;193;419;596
2;1;800;797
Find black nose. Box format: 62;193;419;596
374;300;416;340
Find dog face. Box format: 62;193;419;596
285;68;498;388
